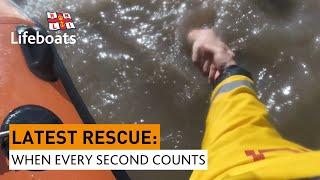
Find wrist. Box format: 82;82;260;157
214;64;252;88
218;60;237;72
225;60;237;69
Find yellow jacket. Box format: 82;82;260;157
191;75;320;180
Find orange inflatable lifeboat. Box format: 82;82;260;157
0;1;129;179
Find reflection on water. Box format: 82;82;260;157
13;0;320;179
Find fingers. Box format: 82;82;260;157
203;60;210;75
188;28;235;84
214;70;221;80
192;42;206;69
203;44;222;56
192;42;221;84
192;41;200;64
208;64;217;83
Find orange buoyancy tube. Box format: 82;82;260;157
0;1;124;179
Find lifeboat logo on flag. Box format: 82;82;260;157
47;12;76;31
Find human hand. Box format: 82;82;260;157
188;29;236;83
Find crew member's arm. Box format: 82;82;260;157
188;29;320;180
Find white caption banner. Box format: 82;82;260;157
9;150;208;170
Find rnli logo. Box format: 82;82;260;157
47;12;76;31
11;12;77;45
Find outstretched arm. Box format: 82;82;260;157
188;29;317;180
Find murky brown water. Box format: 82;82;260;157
13;0;320;179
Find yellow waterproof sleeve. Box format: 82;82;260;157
191;75;320;180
